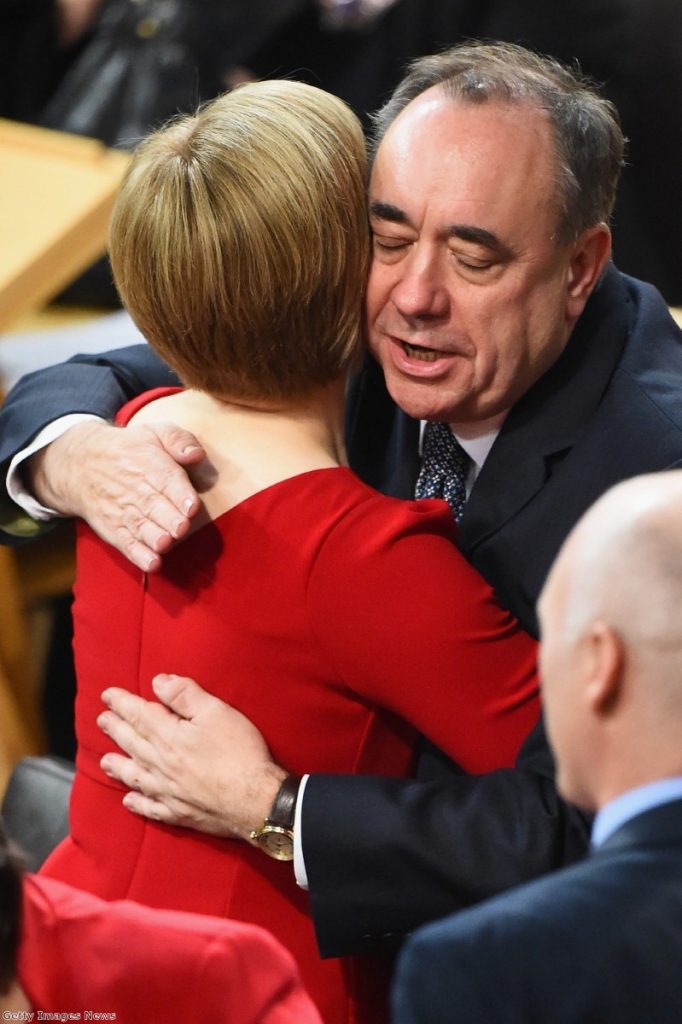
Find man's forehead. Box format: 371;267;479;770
377;86;549;148
370;92;557;234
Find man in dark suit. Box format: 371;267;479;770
393;470;682;1024
1;42;682;958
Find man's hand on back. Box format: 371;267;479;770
98;674;285;840
26;420;205;571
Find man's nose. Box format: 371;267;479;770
390;252;450;320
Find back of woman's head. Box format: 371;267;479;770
0;819;22;996
109;80;369;402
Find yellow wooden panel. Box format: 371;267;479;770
0;119;130;330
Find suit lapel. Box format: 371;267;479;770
458;265;632;554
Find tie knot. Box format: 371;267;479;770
415;421;469;521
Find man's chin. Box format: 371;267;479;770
383;373;466;424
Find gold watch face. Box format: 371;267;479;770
254;825;294;861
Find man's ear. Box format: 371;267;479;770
565;224;612;322
584;620;624;718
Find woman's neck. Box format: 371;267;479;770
205;377;347;462
129;377;349;521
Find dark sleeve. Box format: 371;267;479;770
0;344;178;543
304;715;591;957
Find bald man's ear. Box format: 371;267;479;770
584;621;624;717
565;224;612;323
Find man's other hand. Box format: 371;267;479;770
26;421;204;571
98;674;286;840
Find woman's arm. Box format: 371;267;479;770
306;496;539;772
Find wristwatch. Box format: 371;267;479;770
249;774;300;861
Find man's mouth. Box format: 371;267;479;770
401;341;441;362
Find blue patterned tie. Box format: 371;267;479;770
415;421;469;522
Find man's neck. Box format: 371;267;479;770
449;410;508;441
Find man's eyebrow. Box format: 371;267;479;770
369;201;409;224
448;224;502;250
369;207;503;251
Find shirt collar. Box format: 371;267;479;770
418;422;501;477
453;428;499;475
591;776;682;849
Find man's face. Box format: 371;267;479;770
366;89;591;428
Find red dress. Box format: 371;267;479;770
18;874;321;1023
42;389;539;1024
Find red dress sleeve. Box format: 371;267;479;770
306;494;539;772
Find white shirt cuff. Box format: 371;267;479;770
293;774;310;890
7;414;104;519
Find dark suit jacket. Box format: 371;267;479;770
1;267;681;957
392;796;682;1024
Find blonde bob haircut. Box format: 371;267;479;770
109;80;369;401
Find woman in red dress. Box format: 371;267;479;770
41;79;538;1023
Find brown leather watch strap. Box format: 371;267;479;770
267;774;301;831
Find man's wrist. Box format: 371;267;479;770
26;419;110;516
248;771;301;861
7;414;104;520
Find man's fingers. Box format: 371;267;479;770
30;420;204;570
151;673;216;721
116;459;200;539
115;498;185;555
118;535;162;574
152;422;205;466
121;790;178;824
100;752;161;795
98;710;154;764
100;753;193;826
98;687;175;749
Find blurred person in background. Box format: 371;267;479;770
0;817;321;1021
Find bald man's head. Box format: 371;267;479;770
551;472;682;655
539;471;682;809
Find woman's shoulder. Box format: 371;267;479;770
115;387;184;426
307;469;458;554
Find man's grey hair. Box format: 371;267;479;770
371;41;626;245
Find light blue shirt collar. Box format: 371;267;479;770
591;776;682;848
